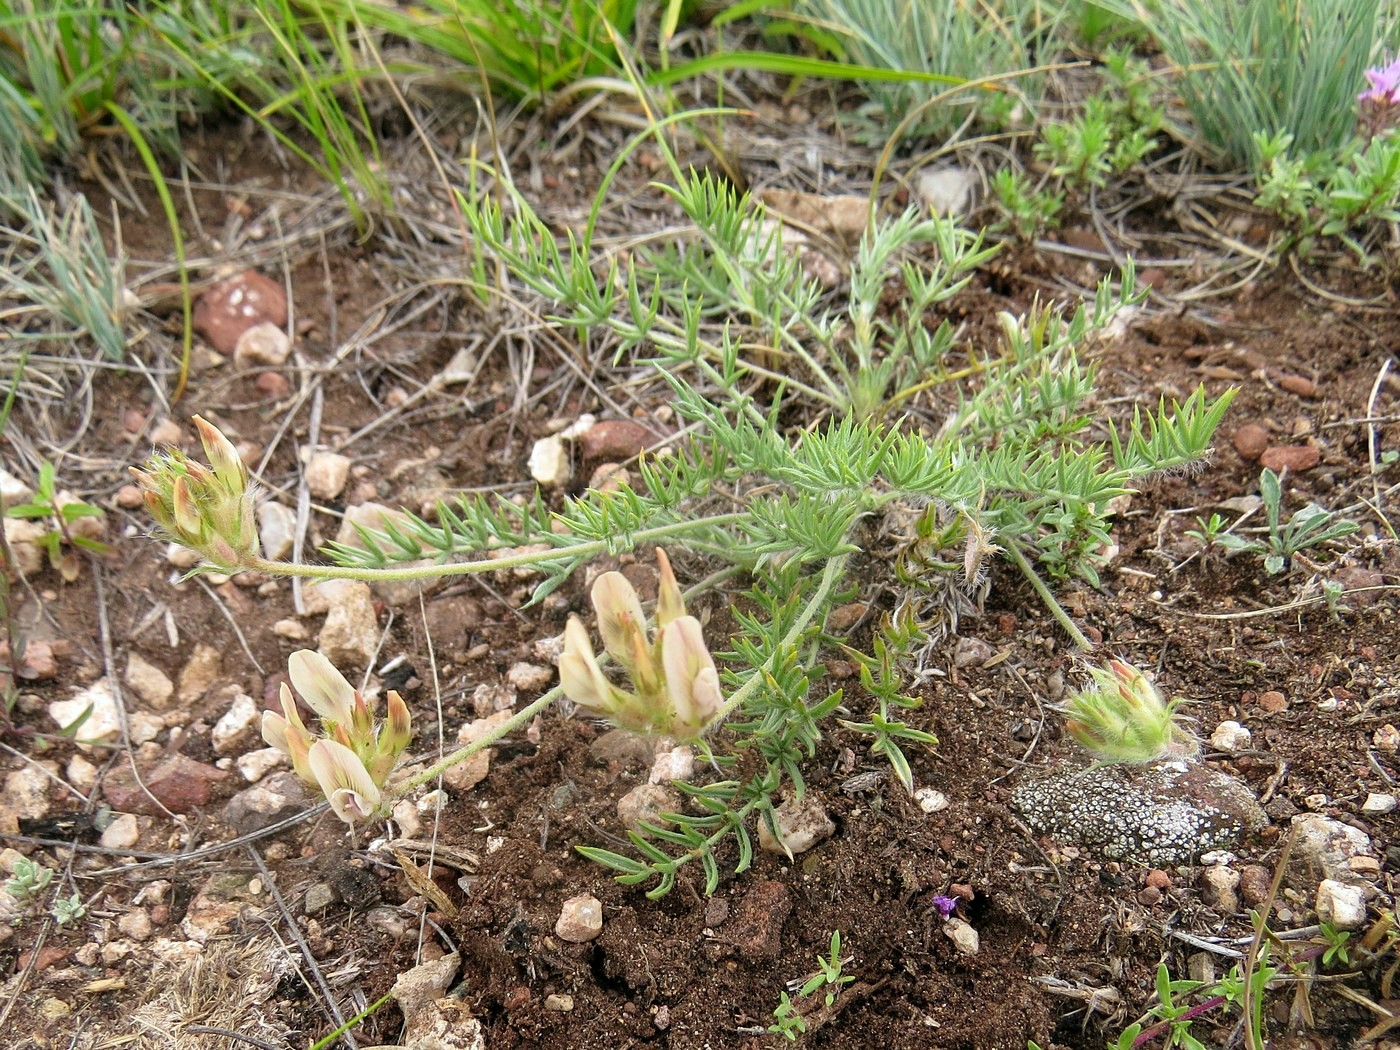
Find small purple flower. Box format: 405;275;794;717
1360;57;1400;106
930;894;958;919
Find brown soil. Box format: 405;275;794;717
2;106;1399;1050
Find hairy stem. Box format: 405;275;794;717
1003;541;1093;652
389;687;561;798
241;513;749;581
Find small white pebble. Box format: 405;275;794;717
914;787;949;814
1362;792;1398;815
555;894;603;943
1209;720;1251;752
528;435;570;487
943;917;979;955
273;619;309;641
506;662;553;692
648;746;695;784
1315;879;1367;930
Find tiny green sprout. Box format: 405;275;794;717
3;856;54;903
51;891;85;925
1185;513;1228;549
799;930;856;1007
767;991;807;1041
1062;659;1199;764
1319;922;1352;967
4;462;112;581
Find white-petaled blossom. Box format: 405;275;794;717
259;649;414;824
307;739;382;823
287;649;356;725
559;548;723;740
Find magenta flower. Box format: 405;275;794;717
1360;57;1400;105
930;894;958;919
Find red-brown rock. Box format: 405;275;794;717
103;755;232;815
1239;864;1272;907
194;270;288;356
1232;423;1269;462
254;370;290;399
1278;374;1316;397
578;420;659;461
1259;444;1320;472
731;879;792;962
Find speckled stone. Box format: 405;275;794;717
1012;759;1267;864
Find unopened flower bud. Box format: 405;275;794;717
655;548;685;628
1063;659;1197;764
129;415;260;570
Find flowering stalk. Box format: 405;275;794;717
1062;659;1198;764
133;416;749;582
261;650;412;824
1360;57;1400;139
559;548;723;739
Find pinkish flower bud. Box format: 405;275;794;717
193;414;246;493
655;548;685;628
384;690;412;753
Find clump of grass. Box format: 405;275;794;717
783;0;1063;139
302;0;642;103
1096;0;1398;170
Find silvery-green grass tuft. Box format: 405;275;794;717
786;0;1061;139
1094;0;1399;171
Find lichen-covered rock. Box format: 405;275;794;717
1011;759;1266;864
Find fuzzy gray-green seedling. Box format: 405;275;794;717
1062;659;1198;764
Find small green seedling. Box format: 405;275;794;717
3;855;53;903
798;929;856;1007
51;891;85;925
5;462;111;581
1209;468;1359;573
767;991;807;1041
1319;922;1351;967
1184;512;1228;548
768;930;856;1040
